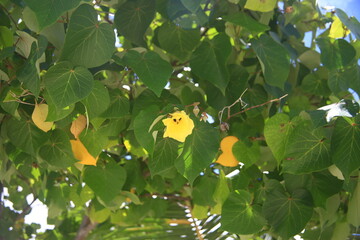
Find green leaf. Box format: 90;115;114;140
17;42;40;97
114;0;155;46
192;176;217;206
310;171;343;208
331;220;350;240
232;141;260;168
244;0;277;12
221;190;266;235
283;124;332;174
44;61;94;108
336;8;360;40
180;0;202;12
347;178;360;227
60;4;115;68
23;0;81;30
264;113;298;163
44;91;75;122
149;137;179;177
134;105;160;154
211;170;230;214
251;34;290;89
301;70;331;97
79;128;109;157
123;50;173;96
101;89;129;118
223;12;270;34
81;81;110;119
331;117;360;179
17;36;47;97
0;26;13;48
329;64;360;95
83;161;127;204
190;33;231;94
39;129;75;169
175;120;220;184
263;181;313;239
157;21;201;61
6;118;48;156
316;38;356;70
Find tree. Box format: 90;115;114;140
0;0;360;239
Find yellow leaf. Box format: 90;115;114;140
216;136;239;167
329;17;350;39
31;103;53;132
70;115;87;139
70;139;98;166
244;0;277;12
162;111;194;142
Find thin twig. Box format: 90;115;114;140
227;94;288;120
218;89;248;123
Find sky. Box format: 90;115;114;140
317;0;360;19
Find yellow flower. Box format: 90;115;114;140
162;111;194;142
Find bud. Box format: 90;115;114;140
193;105;200;117
220;122;229;132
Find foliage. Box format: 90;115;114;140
1;0;360;239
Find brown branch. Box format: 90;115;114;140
227;94;288;120
75;215;98;240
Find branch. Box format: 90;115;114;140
227;94;288;120
0;4;19;30
75;215;98;240
218;89;248;123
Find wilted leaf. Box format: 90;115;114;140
32;103;53;132
70;139;98;166
216;136;239;167
70;115;87;139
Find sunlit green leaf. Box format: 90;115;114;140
283;124;332;174
175;120;219;184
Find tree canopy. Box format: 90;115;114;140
1;0;360;239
